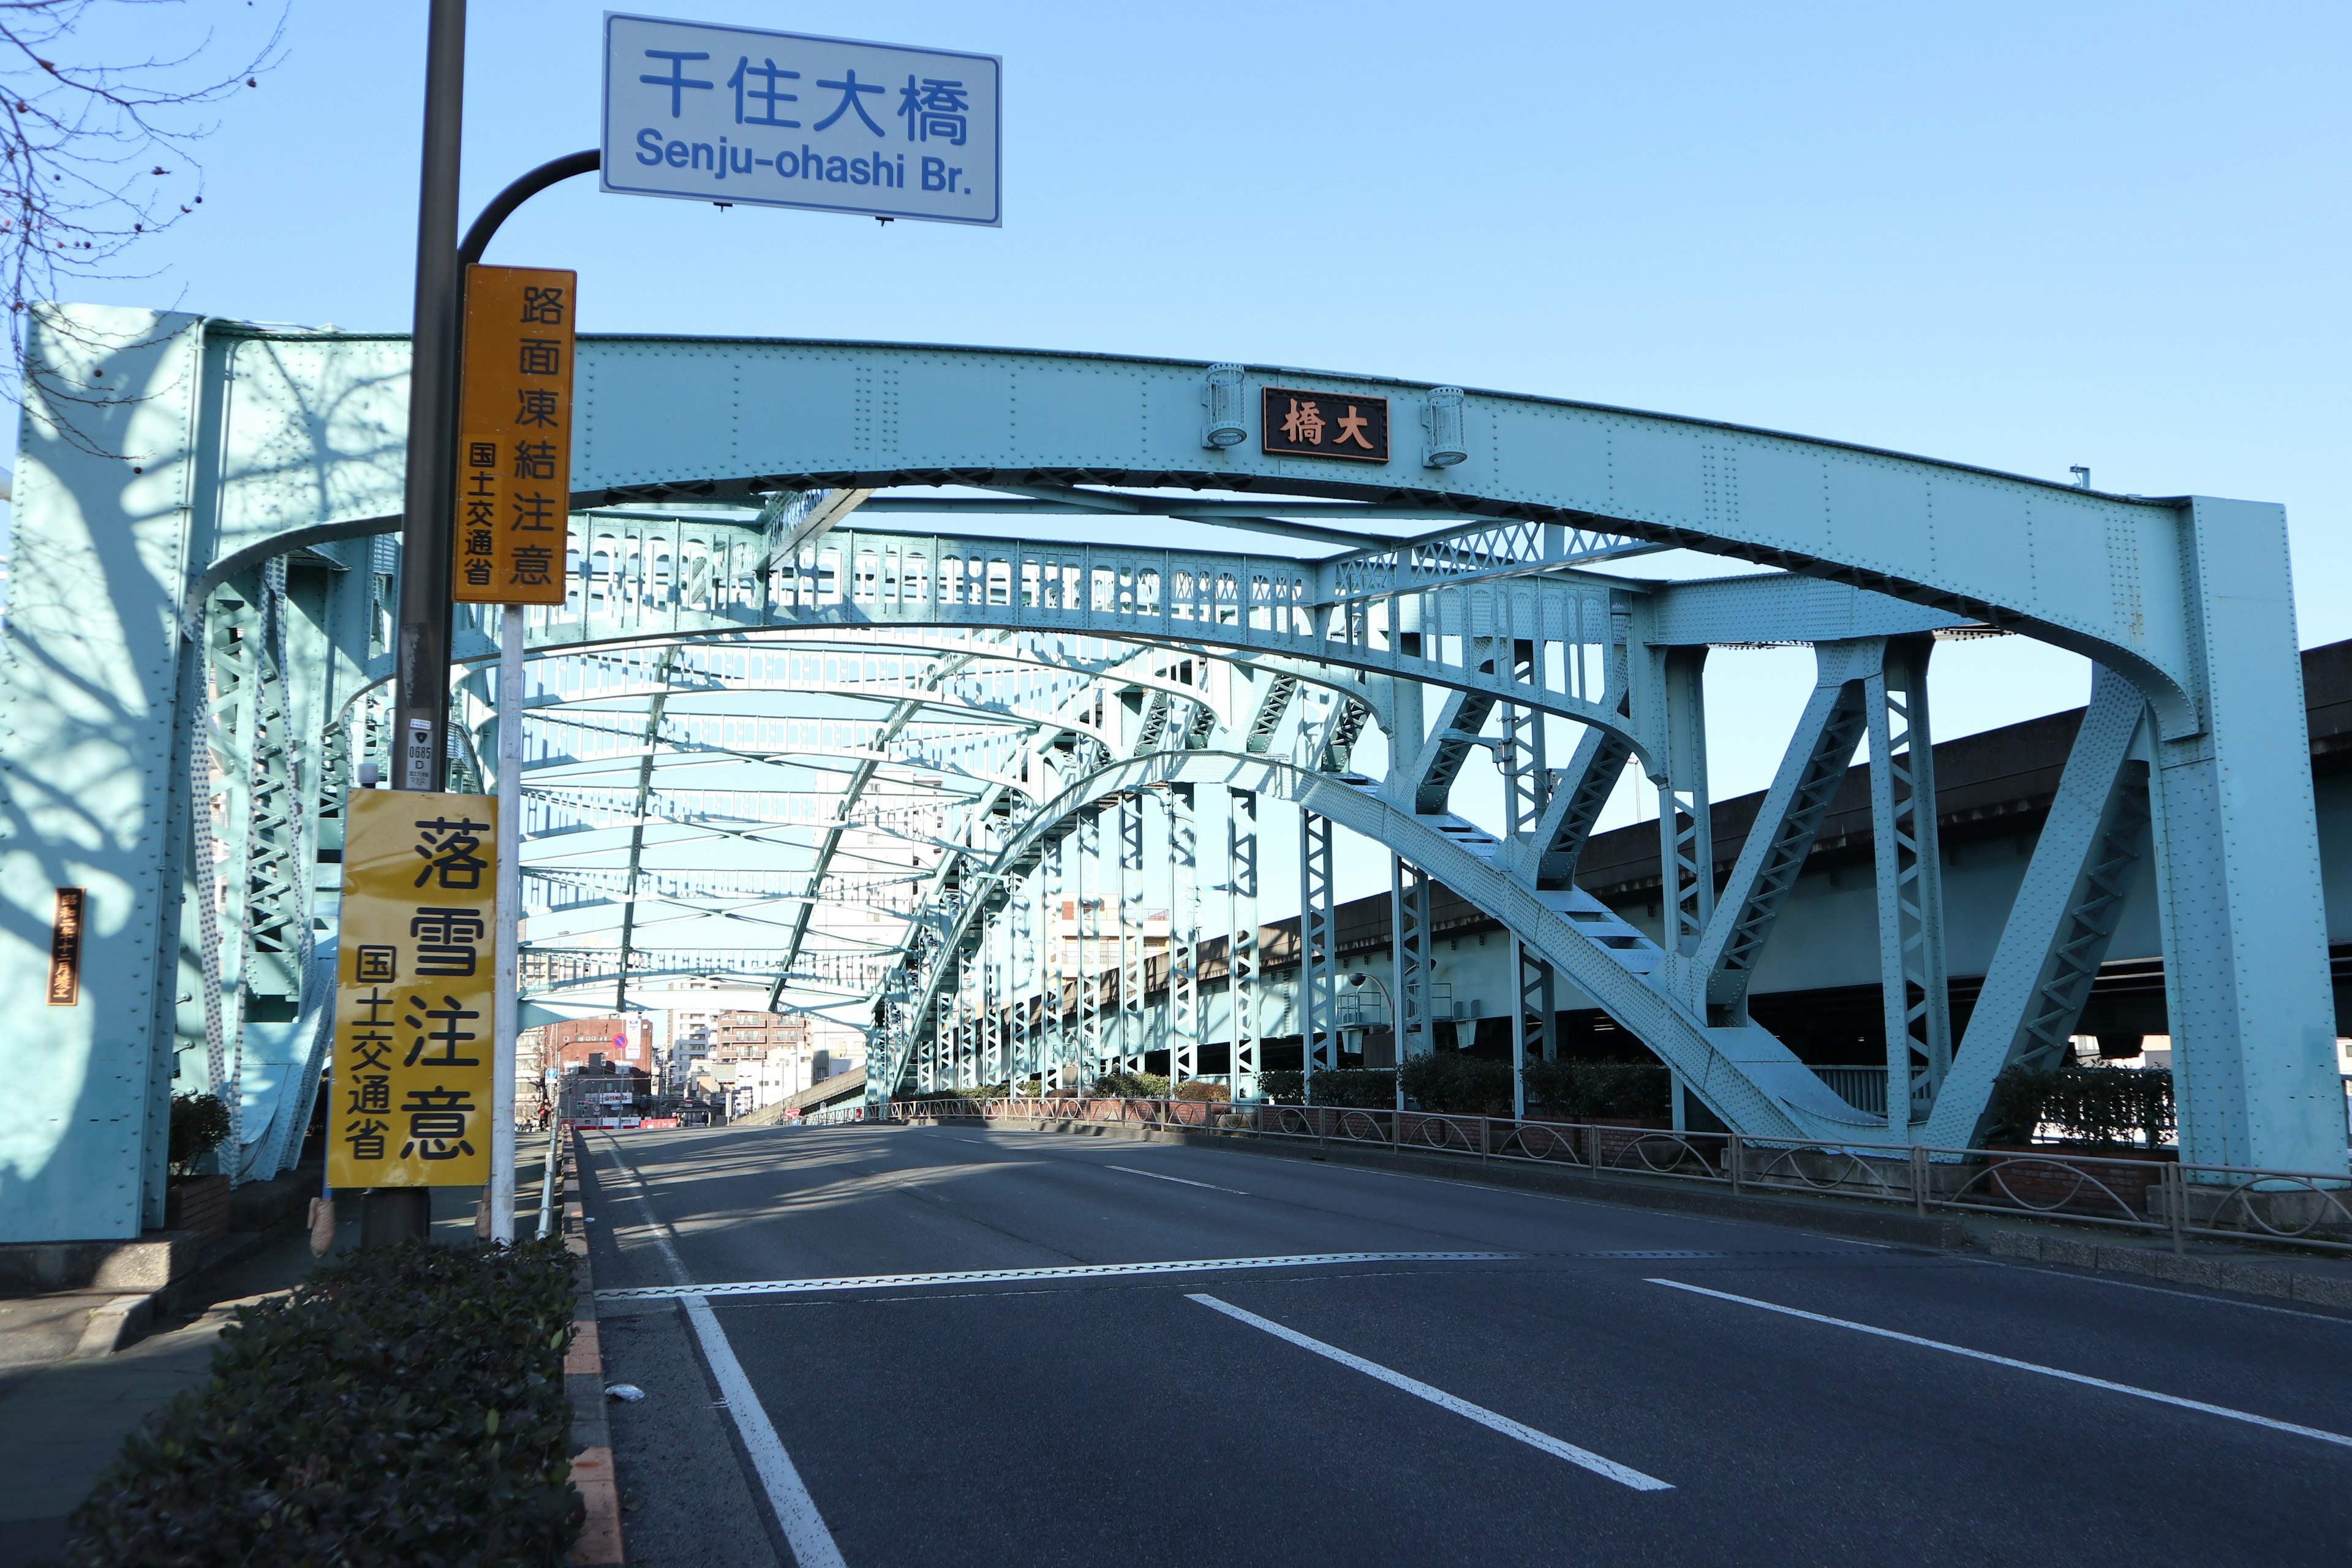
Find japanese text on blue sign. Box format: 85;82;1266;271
602;13;1001;226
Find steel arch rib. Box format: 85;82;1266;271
206;331;2200;733
886;748;1879;1140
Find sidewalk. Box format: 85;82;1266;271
0;1139;551;1567
0;1219;353;1568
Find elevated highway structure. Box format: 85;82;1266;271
0;304;2337;1245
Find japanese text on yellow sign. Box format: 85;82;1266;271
328;790;498;1187
454;264;575;606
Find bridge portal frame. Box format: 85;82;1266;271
0;306;2336;1243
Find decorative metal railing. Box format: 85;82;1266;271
889;1098;2352;1257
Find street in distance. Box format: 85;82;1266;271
602;12;1001;225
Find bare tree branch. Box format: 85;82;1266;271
1;0;284;428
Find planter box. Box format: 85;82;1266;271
165;1174;232;1242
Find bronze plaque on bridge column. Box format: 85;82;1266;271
47;888;83;1006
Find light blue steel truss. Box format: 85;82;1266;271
0;305;2337;1245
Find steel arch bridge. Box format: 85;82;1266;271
0;303;2335;1245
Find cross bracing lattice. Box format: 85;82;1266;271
2;316;2338;1250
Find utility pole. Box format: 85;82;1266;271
362;0;464;1251
394;0;466;794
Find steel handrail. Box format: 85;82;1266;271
534;1126;562;1241
888;1097;2352;1256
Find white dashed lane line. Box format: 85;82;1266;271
1105;1163;1251;1196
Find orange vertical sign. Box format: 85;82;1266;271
454;264;575;605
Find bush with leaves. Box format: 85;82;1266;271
62;1238;581;1567
905;1085;1008;1104
167;1090;232;1175
1258;1070;1304;1104
1988;1063;2173;1148
1399;1052;1517;1114
1171;1080;1224;1102
1521;1060;1672;1120
1088;1071;1171;1099
1304;1068;1398;1107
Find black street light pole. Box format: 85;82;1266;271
365;0;466;1250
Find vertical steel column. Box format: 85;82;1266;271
1166;785;1200;1084
2146;498;2342;1172
1517;932;1555;1067
980;913;1002;1088
1391;856;1433;1111
1499;638;1550;843
1868;635;1951;1136
1118;792;1146;1073
1507;937;1531;1122
1042;834;1065;1090
1226;788;1259;1098
1654;646;1714;960
1009;874;1033;1088
923;986;948;1093
1077;807;1102;1086
1298;808;1340;1095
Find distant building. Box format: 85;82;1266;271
543;1015;655;1074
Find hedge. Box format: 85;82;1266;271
62;1238;581;1567
1989;1063;2174;1148
1088;1071;1170;1099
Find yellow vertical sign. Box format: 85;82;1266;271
454;264;575;606
328;790;499;1188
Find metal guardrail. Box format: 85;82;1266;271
889;1098;2352;1257
534;1129;562;1242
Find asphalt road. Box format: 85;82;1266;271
580;1122;2352;1568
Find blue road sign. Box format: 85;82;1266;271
601;13;1001;226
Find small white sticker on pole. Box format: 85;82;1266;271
601;13;1001;227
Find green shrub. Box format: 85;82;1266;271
168;1091;232;1176
1258;1070;1304;1104
1989;1063;2173;1147
1399;1052;1516;1114
63;1238;581;1567
1305;1068;1396;1107
1521;1059;1671;1119
1171;1080;1224;1102
1088;1071;1171;1099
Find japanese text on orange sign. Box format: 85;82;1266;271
454;265;575;606
327;790;498;1187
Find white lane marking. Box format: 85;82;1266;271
681;1295;846;1568
594;1138;848;1567
1186;1293;1671;1491
1105;1163;1251;1195
1649;1278;2352;1451
597;1251;1516;1302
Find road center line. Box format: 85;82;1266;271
597;1251;1517;1302
1186;1293;1670;1491
594;1137;849;1567
1105;1163;1251;1195
1649;1278;2352;1450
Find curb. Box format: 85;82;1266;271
1986;1229;2352;1308
69;1292;156;1358
562;1131;625;1567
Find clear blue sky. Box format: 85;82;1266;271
34;1;2352;780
